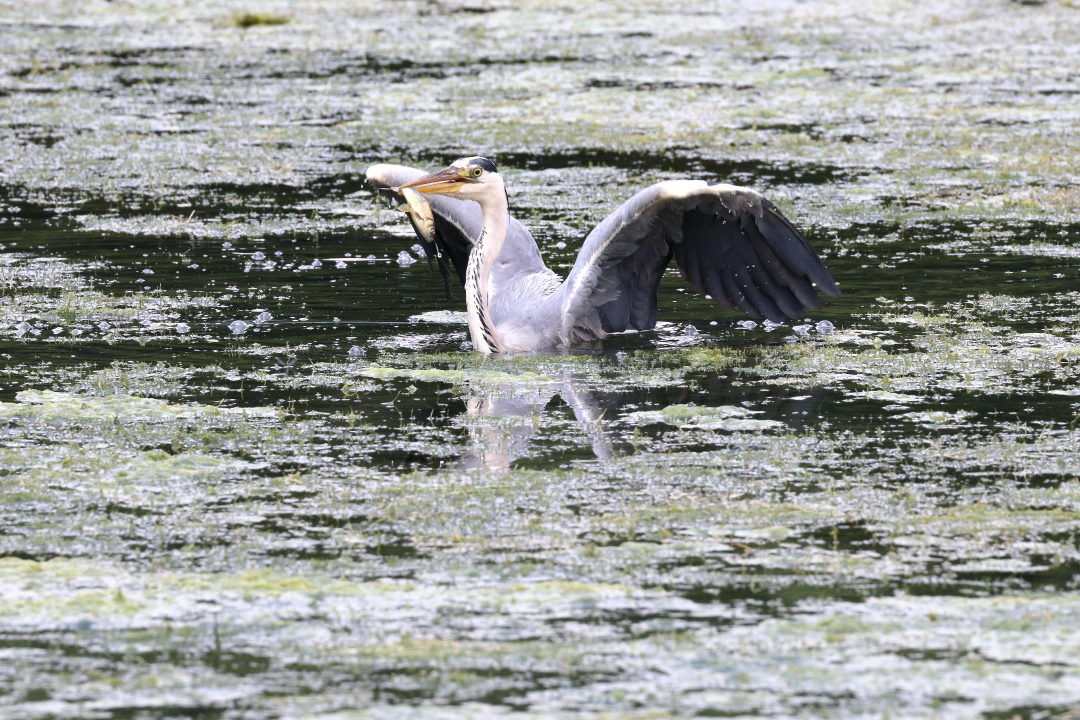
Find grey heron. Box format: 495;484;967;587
366;157;839;354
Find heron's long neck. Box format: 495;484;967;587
465;196;508;354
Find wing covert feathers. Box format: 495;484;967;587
560;180;839;335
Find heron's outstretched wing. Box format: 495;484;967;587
553;180;840;338
365;164;547;294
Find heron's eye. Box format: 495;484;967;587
470;167;482;178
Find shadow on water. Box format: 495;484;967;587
0;179;348;223
500;146;862;182
499;146;866;185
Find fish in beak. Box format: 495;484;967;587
398;187;436;242
396;165;479;196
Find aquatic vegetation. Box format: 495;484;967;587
623;403;785;431
233;12;290;28
1;0;1079;717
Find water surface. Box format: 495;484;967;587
2;1;1079;718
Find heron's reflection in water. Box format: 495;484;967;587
458;373;614;470
453;369;832;471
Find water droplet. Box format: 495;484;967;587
141;268;154;275
336;261;347;269
763;319;783;332
793;324;812;335
816;320;835;334
255;312;272;324
396;250;416;267
555;241;566;249
189;263;199;270
15;321;32;336
98;321;111;332
683;324;699;336
410;243;427;259
52;326;63;335
222;242;233;250
228;320;249;335
348;345;365;358
252;251;266;261
311;258;322;268
176;323;191;334
737;320;757;330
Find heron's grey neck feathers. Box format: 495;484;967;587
465;194;509;354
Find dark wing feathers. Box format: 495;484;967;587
676;193;836;321
756;202;840;296
595;207;677;332
742;219;822;309
429;213;472;286
558;180;838;334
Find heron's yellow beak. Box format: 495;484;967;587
398;166;478;195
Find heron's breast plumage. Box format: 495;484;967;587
465;231;503;354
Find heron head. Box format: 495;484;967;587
398;156;501;200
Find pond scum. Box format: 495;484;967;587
1;0;1079;718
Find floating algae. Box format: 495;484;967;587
0;390;279;423
624;403;785;432
2;0;1080;717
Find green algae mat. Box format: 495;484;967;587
2;1;1080;717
